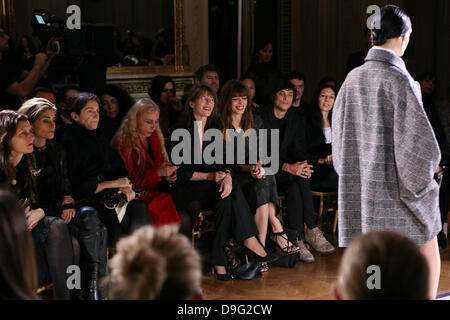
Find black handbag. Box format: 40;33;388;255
224;240;262;280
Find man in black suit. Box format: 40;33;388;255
256;79;335;263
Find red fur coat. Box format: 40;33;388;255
115;133;180;226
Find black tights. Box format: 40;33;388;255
44;219;74;300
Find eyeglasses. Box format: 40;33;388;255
200;96;215;104
162;88;174;93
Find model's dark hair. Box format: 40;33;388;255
370;5;412;46
218;80;253;136
194;64;220;83
418;72;437;84
67;92;100;118
147;75;176;105
0;190;38;300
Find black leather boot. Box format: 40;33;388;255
79;232;100;300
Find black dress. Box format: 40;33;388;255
169;115;259;267
230;115;279;214
58;122;151;248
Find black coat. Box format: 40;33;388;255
256;106;309;171
33;141;73;216
58;123;128;203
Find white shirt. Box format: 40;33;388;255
323;127;332;144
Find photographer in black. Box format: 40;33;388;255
0;25;54;110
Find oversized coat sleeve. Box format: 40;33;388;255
392;78;441;225
331;85;346;176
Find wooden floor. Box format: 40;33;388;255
201;230;450;300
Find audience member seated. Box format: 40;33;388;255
148;75;183;137
103;225;203;300
246;40;281;106
121;30;153;66
18;98;108;300
54;85;80;131
304;84;338;191
0;26;53;110
241;75;259;109
194;64;220;94
0;190;39;300
58;92;151;248
170;85;275;281
32;87;56;104
418;72;449;248
218;80;300;272
257;79;335;263
99;84;134;142
287;72;310;115
333;231;430;300
112;98;181;228
0;110;73;299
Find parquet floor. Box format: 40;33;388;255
201;227;450;300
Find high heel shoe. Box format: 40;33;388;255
212;266;234;282
242;246;278;263
270;231;300;255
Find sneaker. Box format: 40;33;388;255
297;240;315;263
305;227;335;255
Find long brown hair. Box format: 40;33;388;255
0;190;38;299
0;110;36;204
218;80;253;139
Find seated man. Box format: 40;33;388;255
194;64;220;94
256;78;335;263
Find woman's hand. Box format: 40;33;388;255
250;161;265;179
170;98;184;112
289;161;314;179
25;207;45;231
213;171;227;184
114;177;132;189
165;171;177;184
218;173;232;199
118;186;136;202
318;155;333;166
158;163;179;177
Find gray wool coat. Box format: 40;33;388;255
332;47;442;247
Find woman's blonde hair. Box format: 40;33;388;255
337;231;429;300
113;98;168;172
103;225;202;300
17;98;57;123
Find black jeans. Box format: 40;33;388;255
175;180;259;266
276;171;317;238
97;198;151;248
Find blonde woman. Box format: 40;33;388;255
112;98;180;226
103;225;203;300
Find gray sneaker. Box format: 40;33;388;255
305;227;335;255
297;240;315;263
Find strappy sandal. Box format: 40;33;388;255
270;231;300;255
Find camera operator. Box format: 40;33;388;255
0;26;54;110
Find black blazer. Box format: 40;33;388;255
256;106;309;171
